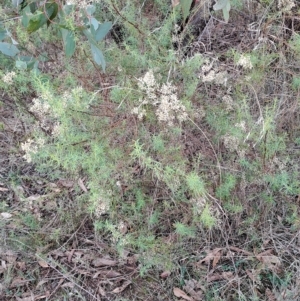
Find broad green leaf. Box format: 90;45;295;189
0;30;7;41
27;12;48;33
213;0;228;10
91;17;99;31
83;29;96;44
27;3;56;33
94;22;112;42
16;60;27;70
46;3;59;27
63;4;74;16
86;5;96;15
21;6;31;27
0;42;19;56
179;0;193;21
61;28;75;58
90;43;106;70
12;0;22;7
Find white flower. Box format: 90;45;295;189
236;55;253;69
2;71;16;84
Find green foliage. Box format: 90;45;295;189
1;1;112;70
200;205;216;229
186;172;206;197
216;173;237;200
213;0;231;22
174;222;196;238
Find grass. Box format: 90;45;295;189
1;0;300;300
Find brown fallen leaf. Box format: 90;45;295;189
61;282;75;288
111;280;131;294
98;285;106;297
173;287;194;301
200;248;223;267
228;246;253;256
38;260;49;268
78;178;88;192
92;258;117;267
207;272;234;283
0;187;9;191
255;250;281;271
212;248;222;268
10;277;29;288
58;179;74;188
93;270;122;278
160;270;171;279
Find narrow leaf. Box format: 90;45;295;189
222;7;229;23
90;17;99;31
213;0;228;10
94;21;112;42
0;42;19;56
179;0;193;21
90;43;106;70
61;28;75;58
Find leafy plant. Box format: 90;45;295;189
1;0;112;70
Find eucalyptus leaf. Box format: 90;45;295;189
180;0;193;21
27;12;48;33
21;7;30;27
86;5;96;15
222;7;229;22
94;22;112;42
12;0;23;7
0;30;7;41
61;28;76;58
0;42;19;56
213;0;228;10
16;60;27;70
91;17;99;31
27;3;56;33
90;43;106;70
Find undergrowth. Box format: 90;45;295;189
1;0;300;300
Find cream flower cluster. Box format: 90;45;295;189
236;55;253;70
199;60;228;86
132;70;188;126
278;0;295;11
20;138;45;163
2;71;16;85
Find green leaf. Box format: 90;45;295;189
12;0;23;7
0;29;7;41
86;5;95;15
21;6;31;27
27;3;56;33
16;60;27;70
90;17;99;31
61;29;75;58
27;12;47;33
90;43;106;70
213;0;228;10
0;42;19;56
222;7;229;23
179;0;193;21
94;22;112;42
46;3;59;27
